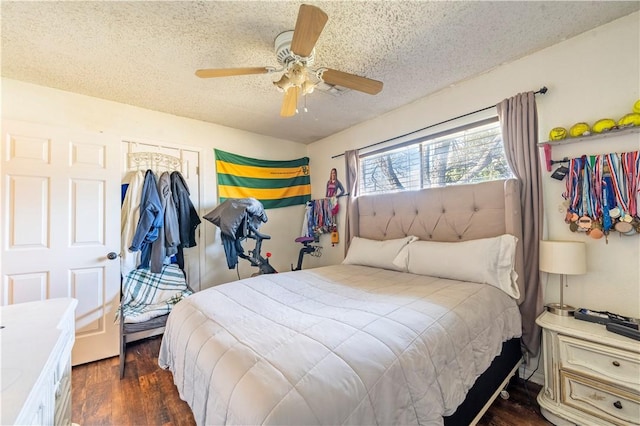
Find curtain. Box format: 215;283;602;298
497;92;544;356
344;150;360;255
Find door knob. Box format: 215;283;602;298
107;252;118;260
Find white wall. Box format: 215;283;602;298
1;78;308;287
308;12;640;319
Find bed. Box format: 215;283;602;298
159;179;525;425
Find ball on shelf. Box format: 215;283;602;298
592;118;616;133
569;122;590;137
618;112;640;127
549;127;567;140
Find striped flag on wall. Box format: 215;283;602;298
215;149;311;209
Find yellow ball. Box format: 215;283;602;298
618;112;640;127
592;118;616;133
549;127;567;141
633;99;640;114
569;122;590;137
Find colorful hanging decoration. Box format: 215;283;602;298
301;197;340;244
562;151;639;241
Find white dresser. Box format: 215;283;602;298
1;298;78;425
537;311;640;425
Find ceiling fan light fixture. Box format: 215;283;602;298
273;74;292;92
195;4;382;118
302;79;316;95
274;62;317;94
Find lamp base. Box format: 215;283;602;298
546;303;576;316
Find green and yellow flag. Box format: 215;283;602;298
215;149;311;209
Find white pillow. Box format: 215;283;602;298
343;236;418;271
405;235;520;299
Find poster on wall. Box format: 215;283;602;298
215;149;311;209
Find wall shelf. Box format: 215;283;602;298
539;126;639;146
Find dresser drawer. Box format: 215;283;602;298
558;334;640;392
561;370;640;426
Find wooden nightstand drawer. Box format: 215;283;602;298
558;334;640;392
561;370;640;426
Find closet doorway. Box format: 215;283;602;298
121;141;202;291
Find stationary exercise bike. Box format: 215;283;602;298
291;236;322;271
203;197;277;276
240;223;277;275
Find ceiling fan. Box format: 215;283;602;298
195;4;384;117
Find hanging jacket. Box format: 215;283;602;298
202;198;268;269
170;171;201;248
130;170;163;269
120;170;145;277
150;172;180;273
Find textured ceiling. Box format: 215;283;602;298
2;1;638;144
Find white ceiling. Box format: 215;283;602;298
2;1;638;144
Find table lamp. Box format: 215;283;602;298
539;240;587;316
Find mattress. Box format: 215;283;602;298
159;264;522;425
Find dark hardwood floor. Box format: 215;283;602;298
72;336;551;425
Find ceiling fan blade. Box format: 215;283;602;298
280;86;299;117
195;67;271;78
321;68;383;95
290;4;328;57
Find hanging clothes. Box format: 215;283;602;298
301;201;312;237
130;170;163;270
202;198;268;269
150;172;180;273
300;198;338;238
171;171;201;270
171;172;200;248
120;170;145;277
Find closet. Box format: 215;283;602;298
121;141;202;290
119;141;202;377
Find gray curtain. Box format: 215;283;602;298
497;92;544;356
344;150;359;255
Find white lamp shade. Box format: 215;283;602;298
539;240;587;275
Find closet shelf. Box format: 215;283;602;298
539;125;639;146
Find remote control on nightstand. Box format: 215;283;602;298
606;322;640;341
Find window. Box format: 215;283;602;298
359;119;512;195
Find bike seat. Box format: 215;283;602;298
295;236;315;244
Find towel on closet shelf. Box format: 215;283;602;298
120;170;145;277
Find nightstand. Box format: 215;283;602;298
536;310;640;425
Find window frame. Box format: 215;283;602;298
358;116;512;195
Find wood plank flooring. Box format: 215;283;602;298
72;336;552;425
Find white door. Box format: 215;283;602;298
1;120;121;365
122;140;202;290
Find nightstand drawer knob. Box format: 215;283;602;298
613;400;623;410
612;360;620;367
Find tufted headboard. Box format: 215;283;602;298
349;179;524;303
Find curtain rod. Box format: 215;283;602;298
331;86;548;159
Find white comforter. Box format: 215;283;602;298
159;265;522;425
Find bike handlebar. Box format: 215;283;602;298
247;223;271;240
